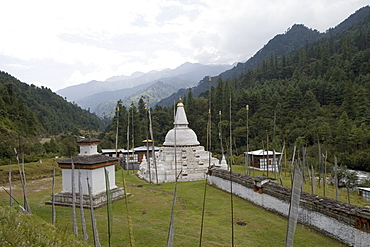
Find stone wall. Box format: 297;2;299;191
208;168;370;247
46;187;125;209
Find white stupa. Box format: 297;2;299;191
137;99;228;183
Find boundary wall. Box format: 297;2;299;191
208;168;370;247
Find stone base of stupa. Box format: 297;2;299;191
137;168;208;184
45;187;126;209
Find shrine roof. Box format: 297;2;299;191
58;154;117;165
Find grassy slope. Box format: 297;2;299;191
0;160;353;246
0;206;88;246
0;159;62;184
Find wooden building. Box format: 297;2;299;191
102;140;159;170
358;187;370;201
245;149;281;171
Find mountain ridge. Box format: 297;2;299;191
56;62;231;102
0;71;102;163
65;63;231;115
93;77;195;118
157;6;370;106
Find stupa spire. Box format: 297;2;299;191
163;98;199;146
174;98;189;127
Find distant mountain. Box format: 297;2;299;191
56;62;231;103
56;71;164;102
326;5;370;35
63;63;231;115
105;71;145;82
75;81;155;111
219;24;323;81
157;6;370;106
157;24;323;106
94;77;195;118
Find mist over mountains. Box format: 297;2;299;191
56;6;370;117
56;62;231;117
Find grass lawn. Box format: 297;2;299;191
0;160;352;246
0;158;62;184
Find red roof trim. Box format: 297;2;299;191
59;161;117;170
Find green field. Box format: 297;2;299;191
1;161;363;246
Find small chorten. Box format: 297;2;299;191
218;155;229;170
47;136;125;208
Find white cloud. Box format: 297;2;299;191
0;0;368;91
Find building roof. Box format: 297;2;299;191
358;187;370;192
245;149;282;156
101;149;123;153
58;154;117;165
163;100;200;146
101;146;160;154
133;145;160;152
77;137;100;144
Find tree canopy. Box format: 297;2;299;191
101;10;370;172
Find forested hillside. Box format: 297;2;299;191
188;7;370;171
0;71;102;164
2;6;369;173
158;6;370;107
100;6;370;172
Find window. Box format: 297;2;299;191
361;222;369;230
363;191;370;201
355;217;370;232
128;154;138;162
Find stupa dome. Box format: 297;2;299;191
163;128;200;146
163;99;200;147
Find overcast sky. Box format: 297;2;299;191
0;0;368;91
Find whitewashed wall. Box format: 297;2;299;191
62;165;116;195
209;175;370;247
79;144;98;155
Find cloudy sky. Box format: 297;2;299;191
0;0;368;91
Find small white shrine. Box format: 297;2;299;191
137;99;228;183
48;137;124;208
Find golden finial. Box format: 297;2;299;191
177;98;184;107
